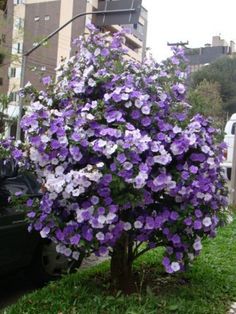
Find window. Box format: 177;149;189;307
34;16;40;22
9;68;16;78
9;92;19;102
14;18;24;29
134;22;144;35
0;34;6;44
0;78;3;86
12;43;22;54
14;0;24;4
231;123;236;135
44;15;50;21
17;43;22;54
16;68;21;78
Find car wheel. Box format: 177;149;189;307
29;241;84;285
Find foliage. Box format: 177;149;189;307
5;218;236;314
0;94;12;135
0;0;7;11
190;56;236;114
20;25;228;278
187;79;226;130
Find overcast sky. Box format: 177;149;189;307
142;0;236;62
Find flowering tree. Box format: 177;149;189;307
20;25;228;293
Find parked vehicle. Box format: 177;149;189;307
222;113;236;180
0;159;83;284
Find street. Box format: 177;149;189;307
0;271;39;312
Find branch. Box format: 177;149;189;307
133;246;152;261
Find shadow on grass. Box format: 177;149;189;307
5;220;236;314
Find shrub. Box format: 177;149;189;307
20;25;228;293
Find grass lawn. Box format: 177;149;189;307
4;218;236;314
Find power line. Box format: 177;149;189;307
167;41;189;47
3;11;78;44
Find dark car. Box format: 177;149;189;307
0;159;82;284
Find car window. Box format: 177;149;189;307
231;123;236;135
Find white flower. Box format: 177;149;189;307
55;166;64;176
134;221;143;229
124;101;132;108
72;187;85;196
98;215;106;224
96;232;105;241
188;253;195;261
83;65;94;77
204;193;212;202
121;93;129;100
173;126;182;134
51;158;59;165
88;78;96;87
104;93;111;101
171;262;180;272
201;145;210;154
94;48;101;56
202;217;212;227
96;162;104;168
106;213;116;222
135;99;142;108
72;251;80;260
123;222;132;231
31;101;44;111
97;139;106;148
41;135;50;143
40;227;50;238
193;240;202;251
86;113;95;120
141;105;151;115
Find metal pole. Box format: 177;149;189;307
16;54;26;141
230;131;236;204
15;8;137;140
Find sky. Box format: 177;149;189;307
142;0;236;62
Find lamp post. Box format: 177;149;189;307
16;1;142;140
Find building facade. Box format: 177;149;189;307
0;0;147;137
185;35;235;74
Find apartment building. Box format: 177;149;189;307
0;0;147;137
185;35;235;74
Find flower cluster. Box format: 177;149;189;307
0;137;26;164
21;24;228;272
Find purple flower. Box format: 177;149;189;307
190;153;206;162
105;111;122;123
42;76;52;85
193;220;202;230
117;153;126;164
70;234;81;245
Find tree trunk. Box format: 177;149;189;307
110;232;135;294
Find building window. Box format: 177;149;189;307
9;67;16;78
0;34;6;44
9;92;19;102
14;0;24;4
14;17;24;29
12;43;22;54
34;16;40;22
17;43;22;54
134;22;144;35
0;78;3;86
44;15;50;21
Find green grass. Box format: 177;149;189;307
4;219;236;314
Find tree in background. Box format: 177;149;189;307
20;26;228;294
187;79;226;130
190;57;236;115
0;0;7;12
